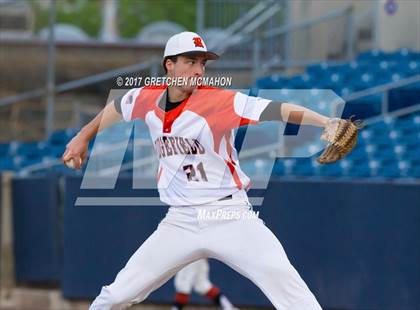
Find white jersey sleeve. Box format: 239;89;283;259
119;87;143;122
233;92;272;122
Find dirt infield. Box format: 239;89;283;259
0;287;266;310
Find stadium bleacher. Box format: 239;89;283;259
1;49;419;179
239;110;420;179
244;48;420;179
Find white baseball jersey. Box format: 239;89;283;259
119;85;271;206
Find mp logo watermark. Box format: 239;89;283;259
74;88;345;207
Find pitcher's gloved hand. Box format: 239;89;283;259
317;116;364;164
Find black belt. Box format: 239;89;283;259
218;194;232;201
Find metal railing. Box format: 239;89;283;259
0;59;160;108
256;5;354;77
199;0;283;37
206;0;284;69
0;1;281;109
209;5;356;78
342;74;420;117
17;137;153;176
0;3;356;109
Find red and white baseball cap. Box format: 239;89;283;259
163;31;219;60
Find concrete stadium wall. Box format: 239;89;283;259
9;175;420;309
1;173;16;293
288;0;419;60
375;0;420;51
287;0;372;60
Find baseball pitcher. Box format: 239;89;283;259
62;32;361;309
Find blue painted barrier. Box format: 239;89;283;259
11;175;420;309
12;175;61;283
62;176;167;300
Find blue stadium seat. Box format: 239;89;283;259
347;145;367;162
349;73;375;91
255;76;273;89
36;164;81;176
239;122;279;149
397;118;418;131
241;159;273;177
368;121;390;132
306;62;336;77
65;128;78;139
287;74;312;89
45;144;66;158
375;72;407;86
360;128;374;140
409;166;420;178
254;159;273;176
380;164;401;178
275;159;296;176
348;163;371;177
399;132;420;147
288;158;313;176
357;49;386;61
256;74;288;89
240;160;257;175
388;48;417;61
0;157;15;171
356;138;368;149
389;81;420;112
343;94;382;119
358;49;417;62
394;144;407;158
7;141;21;156
271;159;285;176
15;142;45;159
372;134;392;148
399;61;420;76
404;146;420;162
364;144;381;159
246;50;420;179
410;114;420;124
344;61;372;77
291;164;314;176
397;161;411;177
312;72;346;93
314;162;343;177
0;143;9;157
19;157;44;168
375;60;397;72
337;86;354;97
26;154;79;176
368;160;384;177
48;129;69;145
377;150;397;162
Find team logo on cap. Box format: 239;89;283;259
193;37;204;48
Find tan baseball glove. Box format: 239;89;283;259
317;116;364;164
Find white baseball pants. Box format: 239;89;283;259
89;190;322;310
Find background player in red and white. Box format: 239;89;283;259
171;259;238;310
63;31;336;309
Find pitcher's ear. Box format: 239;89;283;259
166;58;174;72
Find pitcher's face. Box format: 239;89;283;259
166;54;207;92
